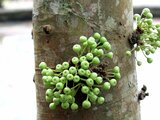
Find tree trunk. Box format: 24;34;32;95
33;0;140;120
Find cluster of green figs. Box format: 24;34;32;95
126;8;160;66
39;32;121;110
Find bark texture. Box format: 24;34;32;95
33;0;140;120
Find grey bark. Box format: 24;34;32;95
33;0;141;120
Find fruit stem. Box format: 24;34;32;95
131;45;138;52
66;80;68;87
52;88;56;92
107;72;114;75
58;90;62;93
140;47;148;58
71;83;82;89
86;95;89;101
80;78;87;82
93;84;102;87
74;85;81;95
79;45;87;57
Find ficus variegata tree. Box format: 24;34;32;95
33;0;142;120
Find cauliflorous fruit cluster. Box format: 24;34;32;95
39;32;121;110
126;8;160;66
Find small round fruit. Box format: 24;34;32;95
42;76;48;81
91;57;100;65
114;73;121;80
53;98;60;105
63;70;69;77
155;41;160;47
93;87;100;95
90;72;98;80
125;51;132;57
145;19;152;25
72;57;79;64
62;62;69;69
45;96;53;103
60;94;67;103
66;95;74;103
46;89;53;96
103;82;111;91
95;76;103;84
61;102;70;109
156;24;160;28
86;53;94;61
71;103;79;110
91;42;97;49
149;47;155;54
106;52;113;59
82;41;88;47
41;69;47;75
43;82;51;88
103;42;111;50
92;48;99;56
47;76;52;82
82;100;91;109
157;28;160;33
66;74;74;81
59;77;66;84
71;89;76;96
56;82;64;90
53;91;60;98
133;14;141;21
89;94;98;103
78;68;86;76
109;79;117;87
80;35;87;43
145;50;150;55
97;49;104;56
81;61;90;70
147;58;153;63
64;87;71;95
81;86;90;94
86;78;94;87
52;76;59;85
39;62;47;69
49;103;57;110
69;66;77;74
93;32;101;39
97;97;105;105
85;70;91;77
56;64;63;71
142;8;150;16
87;37;95;45
73;75;80;83
73;44;82;53
100;36;107;43
113;66;120;73
146;12;153;19
80;56;86;62
137;61;142;66
46;69;54;76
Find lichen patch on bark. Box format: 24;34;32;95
50;1;60;15
105;16;117;31
106;110;112;117
116;0;120;6
105;93;113;102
